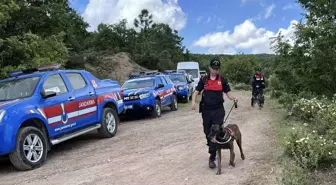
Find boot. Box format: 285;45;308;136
209;153;216;169
209;158;216;169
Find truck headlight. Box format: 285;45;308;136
0;110;6;125
178;86;186;90
139;92;150;99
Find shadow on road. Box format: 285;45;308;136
0;131;101;174
0;108;173;174
120;108;171;122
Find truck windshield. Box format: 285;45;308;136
179;69;198;78
168;74;186;83
0;76;41;101
122;78;154;90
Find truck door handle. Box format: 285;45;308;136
89;92;94;96
68;96;75;101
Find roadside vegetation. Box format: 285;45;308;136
0;0;272;82
264;0;336;184
199;0;336;183
0;0;187;79
1;0;335;184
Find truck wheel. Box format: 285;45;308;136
152;99;161;118
98;107;119;138
9;126;48;171
189;89;194;100
184;92;189;103
170;95;178;111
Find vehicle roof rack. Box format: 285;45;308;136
128;70;165;79
7;64;61;78
176;69;187;74
162;70;178;74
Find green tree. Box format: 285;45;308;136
131;9;185;69
134;9;153;32
1;0;89;52
270;0;336;97
0;32;68;78
184;49;191;61
222;55;257;84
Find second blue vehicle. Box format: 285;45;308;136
167;72;194;103
121;74;178;117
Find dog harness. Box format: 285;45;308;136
211;127;234;144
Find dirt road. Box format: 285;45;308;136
0;90;279;185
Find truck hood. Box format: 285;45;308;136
124;88;152;96
0;99;26;110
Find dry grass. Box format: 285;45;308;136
84;52;148;84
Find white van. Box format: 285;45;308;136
177;61;200;90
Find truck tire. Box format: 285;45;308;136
98;107;119;138
189;88;194;100
151;99;161;118
184;94;189;103
9;126;48;171
170;94;178;111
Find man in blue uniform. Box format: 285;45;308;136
191;58;237;169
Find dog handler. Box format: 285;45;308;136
191;58;237;169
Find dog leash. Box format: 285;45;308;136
223;100;238;124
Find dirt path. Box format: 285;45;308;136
0;90;279;185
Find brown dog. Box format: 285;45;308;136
208;123;245;175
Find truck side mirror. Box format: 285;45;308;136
41;90;57;99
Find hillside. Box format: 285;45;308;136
85;52;147;84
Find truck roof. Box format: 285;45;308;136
177;61;199;68
167;72;184;75
0;69;87;82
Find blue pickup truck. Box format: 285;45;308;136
121;73;178;117
0;64;124;171
167;72;194;103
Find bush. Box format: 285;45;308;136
290;96;336;133
232;83;251;91
283;96;336;170
280;159;311;185
284;126;336;169
290;97;328;122
277;93;299;109
268;74;285;98
314;108;336;136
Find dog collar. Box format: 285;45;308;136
211;135;232;144
211;127;233;144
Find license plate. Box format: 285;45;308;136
125;105;133;109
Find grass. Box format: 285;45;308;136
263;97;311;185
231;83;251;91
177;94;202;109
274;117;312;185
177;101;191;108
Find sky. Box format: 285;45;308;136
69;0;305;55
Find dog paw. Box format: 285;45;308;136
216;171;221;175
241;155;245;160
229;161;236;167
